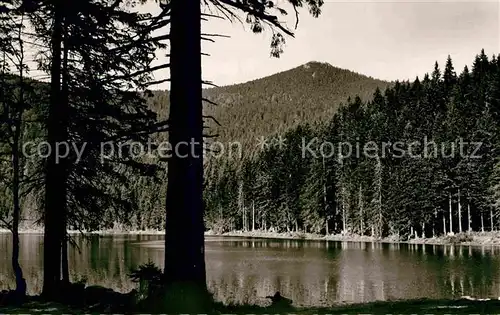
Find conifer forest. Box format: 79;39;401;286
0;0;499;312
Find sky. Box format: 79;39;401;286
143;0;500;89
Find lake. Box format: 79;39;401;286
1;234;500;307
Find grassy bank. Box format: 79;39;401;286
216;229;500;246
2;297;500;314
223;298;500;314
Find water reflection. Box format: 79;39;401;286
1;234;500;307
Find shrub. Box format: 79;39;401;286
128;260;163;301
445;232;473;244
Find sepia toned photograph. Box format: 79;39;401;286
0;0;499;313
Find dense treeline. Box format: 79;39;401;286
3;52;500;238
3;51;499;240
205;51;500;239
1;62;389;231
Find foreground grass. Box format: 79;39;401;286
218;298;500;314
2;298;500;314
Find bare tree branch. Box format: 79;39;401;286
202;80;219;88
201;33;230;38
202;98;218;106
145;78;171;87
214;0;295;37
203;115;222;126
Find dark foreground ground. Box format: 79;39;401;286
2;297;500;314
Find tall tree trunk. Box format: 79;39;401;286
12;17;26;298
242;207;246;231
333;203;338;233
11;151;25;296
342;198;346;233
61;233;69;283
375;157;383;237
458;189;462;233
252;200;255;231
340;184;348;233
12;104;25;299
42;0;65;298
61;231;69;283
359;185;364;235
481;211;485;233
238;181;244;231
490;209;494;231
433;209;437;238
163;0;207;310
443;213;446;235
60;21;69;285
322;155;328;235
448;192;453;233
467;197;471;233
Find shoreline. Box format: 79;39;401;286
2;228;500;246
0;228;165;235
215;230;500;247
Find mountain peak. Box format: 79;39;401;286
197;62;391;158
302;61;333;69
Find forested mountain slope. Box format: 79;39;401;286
148;62;391;158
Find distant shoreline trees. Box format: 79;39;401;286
205;51;500;240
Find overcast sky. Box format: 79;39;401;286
144;0;499;89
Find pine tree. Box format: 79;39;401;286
0;0;34;298
443;55;457;94
141;1;325;310
28;0;164;297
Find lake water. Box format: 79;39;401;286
1;234;500;307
